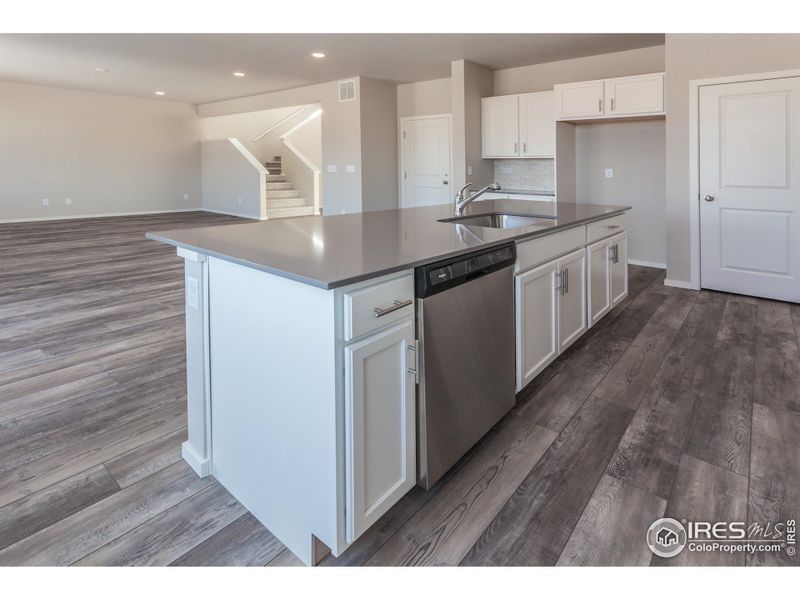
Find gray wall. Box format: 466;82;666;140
0;79;201;221
198;78;363;215
665;33;800;284
360;78;398;211
576;121;666;266
201;139;264;219
397;77;451;118
451;60;494;191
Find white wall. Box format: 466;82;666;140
575;121;666;267
665;34;800;285
0;80;201;221
201;139;265;219
200;105;313;165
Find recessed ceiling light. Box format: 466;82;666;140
311;52;326;59
154;91;166;96
232;71;246;77
95;67;109;72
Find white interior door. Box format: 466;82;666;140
700;77;800;302
401;115;451;208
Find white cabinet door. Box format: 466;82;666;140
606;73;664;117
587;239;612;327
482;95;520;158
557;249;587;353
555;80;605;120
609;232;629;306
520;91;555;157
515;259;559;391
344;319;416;542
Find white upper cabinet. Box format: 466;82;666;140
606;73;664;117
482;95;520;158
555;73;665;121
482;91;555;158
520;91;555;157
554;80;605;120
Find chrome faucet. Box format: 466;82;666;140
454;182;501;216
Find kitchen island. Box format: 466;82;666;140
147;199;630;565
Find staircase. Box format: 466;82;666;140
263;156;315;219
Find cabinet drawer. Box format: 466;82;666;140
515;226;586;274
343;274;414;341
586;213;629;244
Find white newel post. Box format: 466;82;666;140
178;248;212;477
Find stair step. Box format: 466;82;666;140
265;182;294;190
264;162;282;168
266;206;315;219
266;189;300;199
265;175;286;182
267;196;307;208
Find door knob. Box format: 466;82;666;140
442;179;449;185
704;194;715;202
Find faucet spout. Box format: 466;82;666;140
454;182;501;216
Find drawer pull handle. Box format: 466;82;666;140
607;224;621;229
373;299;412;318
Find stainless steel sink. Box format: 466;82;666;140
440;213;556;229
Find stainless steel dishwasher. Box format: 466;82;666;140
414;243;516;489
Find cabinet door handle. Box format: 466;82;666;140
564;267;569;294
514;142;518;153
373;299;412;318
522;142;527;153
598;99;602;112
555;270;563;295
407;340;420;384
611;98;615;111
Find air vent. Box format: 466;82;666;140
338;79;356;102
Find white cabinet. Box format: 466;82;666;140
609;232;629;306
516;259;559;390
514;245;589;391
587;229;629;327
557;248;587;353
482;92;554;158
555;73;665;121
344;319;416;542
554;80;605;120
606;73;664;117
587;238;612;326
482;95;520;157
520;91;556;157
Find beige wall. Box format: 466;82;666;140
451;60;494;191
201;139;265;218
665;33;800;284
0;80;201;221
493;45;665;95
397;77;452;118
360;78;398;211
576;121;666;266
198;78;363;215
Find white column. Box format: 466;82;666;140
178;248;212;477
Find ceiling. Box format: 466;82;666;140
0;33;665;105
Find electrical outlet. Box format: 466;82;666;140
467;166;473;176
237;197;242;204
605;168;614;178
502;167;512;174
327;165;338;173
42;198;49;206
184;193;189;200
65;198;72;205
346;165;356;173
186;277;199;310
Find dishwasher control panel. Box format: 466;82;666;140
415;244;516;298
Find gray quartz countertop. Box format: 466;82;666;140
147;200;629;289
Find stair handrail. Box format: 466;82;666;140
252;104;314;142
280;108;322;215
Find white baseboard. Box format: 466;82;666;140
0;208;201;224
181;441;211;478
664;278;700;290
628;258;667;269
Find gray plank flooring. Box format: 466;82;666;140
0;212;797;566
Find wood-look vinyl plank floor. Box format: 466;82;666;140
0;212;797;566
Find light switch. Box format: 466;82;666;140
42;198;49;206
184;193;190;200
467;166;473;176
65;198;72;205
327;165;338;173
187;277;199;310
605;168;614;178
346;165;356;173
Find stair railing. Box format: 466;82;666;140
252;104;314;142
280;109;322;215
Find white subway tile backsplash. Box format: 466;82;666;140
493;159;555;192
